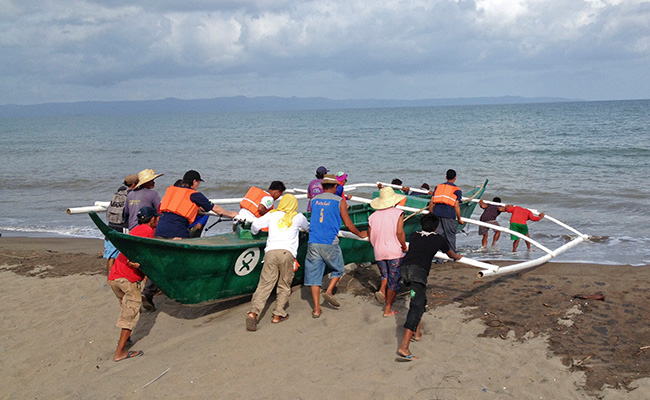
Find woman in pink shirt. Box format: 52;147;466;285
368;187;407;317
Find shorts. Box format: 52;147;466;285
478;220;500;235
108;278;143;331
509;222;529;240
103;239;119;260
304;242;345;286
376;258;402;292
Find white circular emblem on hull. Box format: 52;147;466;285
235;248;261;276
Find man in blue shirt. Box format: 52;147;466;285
305;175;367;318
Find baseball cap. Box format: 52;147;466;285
124;174;139;186
137;206;160;222
316;166;329;174
183;170;204;182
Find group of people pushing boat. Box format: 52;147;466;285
105;166;544;362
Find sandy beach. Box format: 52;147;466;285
1;237;649;399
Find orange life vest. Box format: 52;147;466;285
432;183;459;207
397;197;407;206
160;186;200;224
239;187;273;218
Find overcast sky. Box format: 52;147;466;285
1;0;649;105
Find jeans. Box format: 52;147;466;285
304;242;345;286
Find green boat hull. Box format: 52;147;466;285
90;201;426;304
90;181;486;305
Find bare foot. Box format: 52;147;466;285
383;309;400;317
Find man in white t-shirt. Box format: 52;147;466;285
245;194;309;331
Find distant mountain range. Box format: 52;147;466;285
0;95;579;117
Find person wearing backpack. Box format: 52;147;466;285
104;174;139;276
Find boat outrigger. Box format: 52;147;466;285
67;179;588;304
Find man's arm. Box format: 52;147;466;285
445;249;462;261
454;201;464;225
396;214;407;252
257;196;274;216
153;192;161;211
339;198;367;238
250;213;270;234
300;214;310;231
212;204;238;219
455;189;464;224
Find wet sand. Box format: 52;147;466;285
1;237;649;399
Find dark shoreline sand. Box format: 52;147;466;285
1;236;649;398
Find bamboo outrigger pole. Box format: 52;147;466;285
346;187;590;278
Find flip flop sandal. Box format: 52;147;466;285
395;353;417;362
272;314;289;324
116;350;143;362
374;292;386;304
246;315;258;331
322;293;340;307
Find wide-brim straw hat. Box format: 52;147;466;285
322;174;340;185
135;169;163;188
370;186;406;210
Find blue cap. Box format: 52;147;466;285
137;206;160;222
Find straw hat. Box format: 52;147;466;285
135;169;163;188
370;187;406;210
322;174;339;185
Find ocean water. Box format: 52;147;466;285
1;100;648;266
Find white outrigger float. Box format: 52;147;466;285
334;181;590;278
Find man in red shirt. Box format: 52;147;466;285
505;205;545;252
107;206;159;362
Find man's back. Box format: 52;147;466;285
126;188;161;229
507;206;540;224
431;182;461;220
309;192;342;245
402;231;449;270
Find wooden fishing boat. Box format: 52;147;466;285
72;180;489;304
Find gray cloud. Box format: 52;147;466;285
1;0;648;104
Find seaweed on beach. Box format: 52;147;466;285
343;261;650;395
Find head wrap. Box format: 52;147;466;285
270;194;298;229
